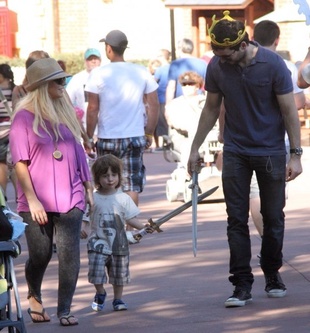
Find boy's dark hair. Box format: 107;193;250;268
25;50;50;69
211;19;249;51
91;154;123;189
253;20;280;47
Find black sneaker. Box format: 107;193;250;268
265;272;287;298
112;299;128;311
224;289;252;307
92;292;106;311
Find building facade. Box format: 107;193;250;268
1;0;310;64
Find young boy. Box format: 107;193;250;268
84;154;153;311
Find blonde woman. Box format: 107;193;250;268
9;58;93;326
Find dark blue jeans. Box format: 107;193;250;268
20;208;83;317
222;152;286;291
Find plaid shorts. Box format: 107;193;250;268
96;136;146;193
0;135;9;162
88;251;130;286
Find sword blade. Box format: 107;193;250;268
191;171;198;257
149;185;218;232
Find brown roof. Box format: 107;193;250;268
164;0;254;9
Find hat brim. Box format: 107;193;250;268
98;38;128;48
85;54;101;60
26;71;70;92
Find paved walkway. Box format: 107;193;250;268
4;146;310;333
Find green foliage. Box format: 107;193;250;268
0;53;149;75
130;59;149;67
0;53;86;75
53;53;85;75
0;55;25;67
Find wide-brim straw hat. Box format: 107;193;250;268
26;58;70;91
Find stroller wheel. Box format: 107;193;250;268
183;182;192;203
166;179;179;202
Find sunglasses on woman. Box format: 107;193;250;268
53;77;66;86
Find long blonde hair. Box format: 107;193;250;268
13;83;81;142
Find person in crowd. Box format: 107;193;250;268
147;58;162;76
187;11;302;308
57;60;71;87
12;50;50;110
165;71;207;165
66;48;101;131
248;20;306;237
9;58;93;326
86;30;159;210
81;154;153;312
153;48;171;150
0;64;15;197
166;38;207;104
297;46;310;89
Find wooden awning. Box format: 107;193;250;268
164;0;254;10
254;4;306;24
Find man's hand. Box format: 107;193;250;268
187;150;203;177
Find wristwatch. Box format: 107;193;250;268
290;147;303;156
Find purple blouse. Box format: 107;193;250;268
9;109;91;213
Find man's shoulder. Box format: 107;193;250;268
105;62;147;73
68;69;88;84
256;46;284;64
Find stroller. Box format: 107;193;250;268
163;120;224;203
0;189;27;333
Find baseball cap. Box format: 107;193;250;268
99;30;128;48
84;48;101;60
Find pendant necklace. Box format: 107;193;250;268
53;148;62;160
53;136;63;160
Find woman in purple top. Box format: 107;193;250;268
9;58;94;326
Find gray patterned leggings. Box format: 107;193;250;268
20;208;83;317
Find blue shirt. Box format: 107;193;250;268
206;44;293;156
154;64;170;104
168;57;207;98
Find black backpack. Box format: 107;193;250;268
0;209;12;241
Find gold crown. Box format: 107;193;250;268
207;10;246;48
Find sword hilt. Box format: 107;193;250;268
188;170;201;192
148;218;163;233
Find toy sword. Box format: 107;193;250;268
148;185;218;233
190;171;199;257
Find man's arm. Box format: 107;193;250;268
277;92;303;181
187;92;222;175
165;80;176;104
144;90;159;136
86;92;99;140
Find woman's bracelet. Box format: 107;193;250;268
145;133;153;138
